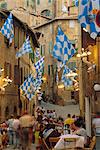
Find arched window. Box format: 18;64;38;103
5;106;9;118
14;106;17;116
41;9;51;16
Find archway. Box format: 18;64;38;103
5;106;9;119
14;106;17;117
41;9;51;16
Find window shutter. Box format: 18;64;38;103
29;52;34;62
4;62;11;78
48;65;50;75
9;63;11;79
14;27;19;48
42;67;44;76
14;65;20;85
40;45;42;55
49;41;52;54
48;0;51;3
20;67;23;84
4;62;7;78
37;0;40;5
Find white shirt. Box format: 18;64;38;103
12;119;20;131
93;118;100;134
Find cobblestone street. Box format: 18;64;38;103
41;100;80;119
3;144;36;150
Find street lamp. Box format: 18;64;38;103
66;71;78;77
94;84;100;91
0;68;4;75
76;48;91;58
0;76;12;92
58;83;64;89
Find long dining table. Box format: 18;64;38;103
54;134;85;150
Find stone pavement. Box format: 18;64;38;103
41;100;80;119
3;144;36;150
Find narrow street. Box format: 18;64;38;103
0;0;100;150
3;144;36;150
41;100;80;119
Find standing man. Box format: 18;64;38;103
12;115;20;149
19;111;34;150
7;114;14;146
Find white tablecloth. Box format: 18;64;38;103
54;134;84;149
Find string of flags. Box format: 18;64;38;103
0;12;45;101
0;12;77;97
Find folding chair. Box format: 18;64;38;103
42;138;50;150
49;137;60;149
82;136;96;150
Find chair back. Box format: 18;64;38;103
49;137;60;149
49;137;60;143
89;136;96;150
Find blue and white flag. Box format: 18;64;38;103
0;13;14;43
16;37;33;58
35;49;41;58
20;74;42;100
34;56;45;73
34;77;42;90
25;91;35;101
74;0;79;7
52;27;76;64
78;0;100;39
20;74;35;95
61;65;73;87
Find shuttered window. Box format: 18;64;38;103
37;0;40;5
49;41;52;54
14;65;20;85
42;67;44;76
40;45;42;55
20;67;23;84
14;26;19;48
42;44;45;55
4;62;11;78
48;65;50;75
29;52;34;62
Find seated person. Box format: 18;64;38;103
70;119;87;146
39;123;61;148
64;114;74;126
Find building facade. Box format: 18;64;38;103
0;10;39;122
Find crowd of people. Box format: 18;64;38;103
0;112;34;150
0;106;96;150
